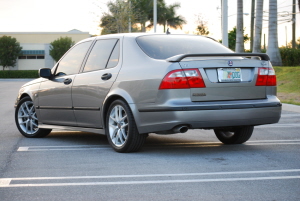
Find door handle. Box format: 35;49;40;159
101;73;112;81
64;78;72;85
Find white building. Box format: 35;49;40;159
0;29;90;70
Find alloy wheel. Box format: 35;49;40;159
17;100;39;135
108;105;128;147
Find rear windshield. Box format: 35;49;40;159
136;35;233;60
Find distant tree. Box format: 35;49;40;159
220;27;249;51
194;14;209;36
236;0;245;52
49;37;74;62
100;0;141;34
148;1;186;32
286;37;300;48
0;36;22;70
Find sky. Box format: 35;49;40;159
0;0;299;49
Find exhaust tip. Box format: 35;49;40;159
173;125;189;133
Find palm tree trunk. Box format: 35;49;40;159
253;0;264;53
267;0;282;66
235;0;244;52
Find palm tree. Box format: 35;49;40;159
253;0;264;53
235;0;245;52
148;2;186;32
267;0;282;66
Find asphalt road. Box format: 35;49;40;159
0;79;300;201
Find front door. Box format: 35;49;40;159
38;40;93;126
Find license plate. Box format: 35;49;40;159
217;68;242;82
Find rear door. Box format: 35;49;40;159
71;38;121;128
179;58;268;102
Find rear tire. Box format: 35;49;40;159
15;96;52;138
106;99;146;153
214;126;254;144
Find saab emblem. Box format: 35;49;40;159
228;60;233;66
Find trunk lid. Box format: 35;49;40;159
179;58;269;102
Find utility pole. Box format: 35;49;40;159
128;0;131;33
250;0;255;51
222;0;228;47
154;0;157;33
292;0;296;48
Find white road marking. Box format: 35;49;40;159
1;176;299;187
257;124;300;128
3;169;300;181
16;140;300;151
0;179;11;187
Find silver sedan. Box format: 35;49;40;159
15;33;281;152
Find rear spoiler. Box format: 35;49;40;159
166;53;270;62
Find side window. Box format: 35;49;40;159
83;39;119;72
107;40;120;68
55;41;92;76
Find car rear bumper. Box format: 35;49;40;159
131;97;282;134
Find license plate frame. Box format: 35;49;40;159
217;68;242;82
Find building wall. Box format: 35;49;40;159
0;30;90;70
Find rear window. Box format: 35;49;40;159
136;35;233;60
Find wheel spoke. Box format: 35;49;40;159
25;120;29;133
109;115;117;123
118;130;124;144
120;115;127;123
121;123;128;129
21;105;28;116
24;102;30;114
31;121;38;127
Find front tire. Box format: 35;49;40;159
15;96;52;138
106;99;146;153
214;126;254;144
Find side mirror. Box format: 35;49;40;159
39;68;52;79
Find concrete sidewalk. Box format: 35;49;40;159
282;103;300;113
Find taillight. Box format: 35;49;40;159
159;69;206;89
255;67;277;86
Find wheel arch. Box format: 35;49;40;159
102;89;135;131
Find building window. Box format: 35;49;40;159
19;50;45;60
27;56;37;59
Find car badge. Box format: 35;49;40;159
228;60;233;66
261;61;267;66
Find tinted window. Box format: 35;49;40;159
136;35;233;59
83;39;119;72
55;41;92;76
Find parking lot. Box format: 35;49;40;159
0;79;299;201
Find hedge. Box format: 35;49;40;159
279;48;300;66
0;70;39;78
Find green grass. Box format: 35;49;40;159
274;66;300;105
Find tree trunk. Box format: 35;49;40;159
235;0;244;52
267;0;282;66
141;22;146;32
253;0;264;53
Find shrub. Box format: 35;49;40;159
0;70;39;78
279;48;300;66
